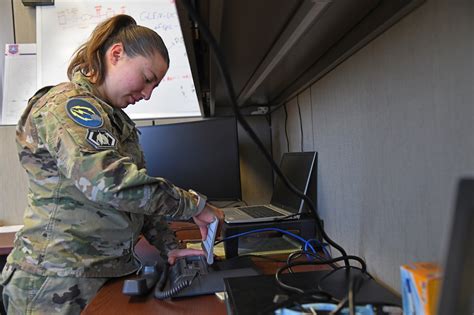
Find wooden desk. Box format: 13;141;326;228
83;223;328;315
0;225;21;255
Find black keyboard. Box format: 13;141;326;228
238;206;282;218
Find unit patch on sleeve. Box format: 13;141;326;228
86;129;117;150
66;98;103;128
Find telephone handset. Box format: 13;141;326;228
122;218;219;298
154;218;219;299
123;218;260;299
154;254;209;299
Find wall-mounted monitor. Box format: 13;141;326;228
138;117;241;201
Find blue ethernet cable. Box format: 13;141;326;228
304;239;331;258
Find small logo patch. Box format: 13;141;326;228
86;129;117;150
66;99;103;128
8;44;19;55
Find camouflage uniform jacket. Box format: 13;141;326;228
6;72;201;277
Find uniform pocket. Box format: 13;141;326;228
1;265;15;286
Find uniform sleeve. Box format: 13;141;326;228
141;214;179;260
36;97;200;219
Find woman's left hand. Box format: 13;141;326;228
167;248;205;265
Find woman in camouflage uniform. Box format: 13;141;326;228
1;14;223;314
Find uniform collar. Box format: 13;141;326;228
71;72;136;135
71;72;114;114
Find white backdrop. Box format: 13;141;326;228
0;0;15;124
2;44;37;125
37;0;201;119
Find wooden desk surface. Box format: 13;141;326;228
0;227;19;255
83;223;327;315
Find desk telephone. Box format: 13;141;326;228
122;218;259;299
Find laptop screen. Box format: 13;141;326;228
270;152;316;213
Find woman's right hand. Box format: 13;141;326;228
192;203;224;240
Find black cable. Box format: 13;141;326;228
278;255;367;276
283;103;290;152
286;250;331;274
296;95;304;152
309;86;315;149
273;264;375;314
275;256;367;297
286;251;302;274
180;0;351;269
276;275;304;294
286;250;336;272
153;263;198;300
317;266;374;284
11;0;16;44
264;109;271;125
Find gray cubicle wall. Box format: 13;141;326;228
272;0;473;292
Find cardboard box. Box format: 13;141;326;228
400;262;442;315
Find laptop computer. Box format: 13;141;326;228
223;152;316;224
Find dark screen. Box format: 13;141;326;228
437;178;474;314
270;152;316;213
138;118;241;201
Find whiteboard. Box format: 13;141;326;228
1;44;37;125
37;0;201;119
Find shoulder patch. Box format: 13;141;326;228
66;98;103;128
86;129;117;150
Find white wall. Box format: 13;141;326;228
0;126;28;225
272;0;474;291
0;2;22;226
0;1;14;112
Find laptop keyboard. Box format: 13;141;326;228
239;206;282;218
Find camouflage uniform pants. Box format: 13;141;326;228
1;265;108;315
